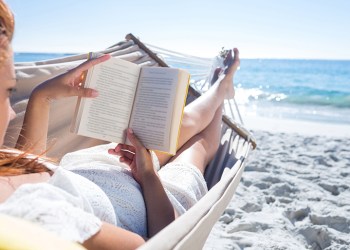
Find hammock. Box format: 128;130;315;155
4;33;257;249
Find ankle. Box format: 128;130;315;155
221;76;233;86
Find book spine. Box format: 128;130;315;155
70;52;94;133
174;73;191;154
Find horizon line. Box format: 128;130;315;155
13;51;350;61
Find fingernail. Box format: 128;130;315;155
91;89;99;97
128;128;133;134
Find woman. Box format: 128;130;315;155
0;0;240;249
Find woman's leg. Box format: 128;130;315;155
156;48;240;166
168;103;223;174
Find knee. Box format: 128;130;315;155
200;135;220;163
181;111;198;131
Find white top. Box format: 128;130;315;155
0;143;208;242
0;167;115;243
61;143;208;237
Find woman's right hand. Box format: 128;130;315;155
108;128;156;185
31;54;110;103
109;129;176;237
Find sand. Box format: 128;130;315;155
204;116;350;250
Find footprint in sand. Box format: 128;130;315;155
298;226;332;250
284;207;310;223
314;156;332;167
271;183;298;197
253;182;270;190
318;182;340;196
261;176;282;184
298;225;350;249
310;214;350;233
340;172;349;177
226;220;270;234
244;165;269;172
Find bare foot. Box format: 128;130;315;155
213;48;239;99
224;48;240;75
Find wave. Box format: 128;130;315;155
236;87;350;109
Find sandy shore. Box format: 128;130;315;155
204;117;350;249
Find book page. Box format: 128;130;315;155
128;67;178;152
77;58;140;142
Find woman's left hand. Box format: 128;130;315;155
108;128;155;185
31;54;110;102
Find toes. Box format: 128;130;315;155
233;48;239;57
233;48;239;63
224;48;240;74
223;49;233;66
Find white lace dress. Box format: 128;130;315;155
0;167;116;243
0;142;208;242
61;143;208;237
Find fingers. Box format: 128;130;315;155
113;143;135;153
109;145;135;158
70;54;111;96
75;87;99;98
72;54;111;75
108;144;135;166
126;128;145;151
119;156;132;165
108;129;147;167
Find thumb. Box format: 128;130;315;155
76;87;99;98
127;128;144;150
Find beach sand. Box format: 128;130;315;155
204;115;350;250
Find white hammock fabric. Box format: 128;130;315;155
4;33;256;249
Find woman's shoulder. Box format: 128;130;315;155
0;172;50;203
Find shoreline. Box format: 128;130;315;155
242;114;350;138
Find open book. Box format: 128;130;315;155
71;55;190;155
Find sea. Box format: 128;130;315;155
14;52;350;126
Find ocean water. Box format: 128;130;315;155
14;52;75;63
234;59;350;125
14;53;350;125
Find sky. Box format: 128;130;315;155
6;0;350;59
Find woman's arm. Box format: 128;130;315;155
139;165;177;237
109;129;177;237
15;55;110;154
83;222;145;250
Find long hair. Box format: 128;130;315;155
0;0;14;41
0;1;52;176
0;0;14;65
0;150;53;176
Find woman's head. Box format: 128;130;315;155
0;0;15;146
